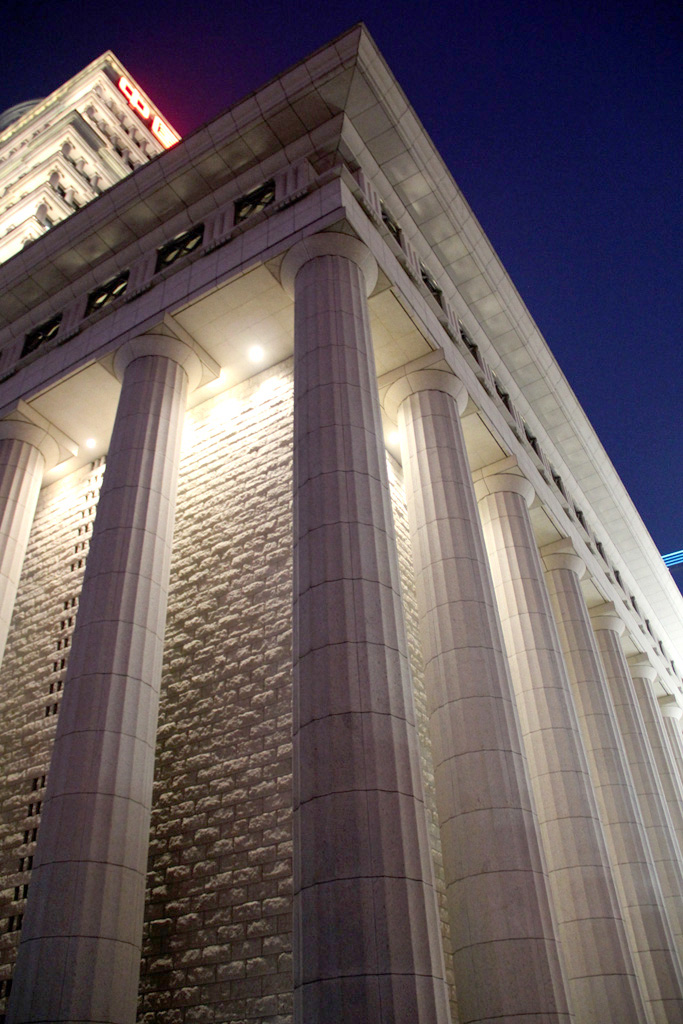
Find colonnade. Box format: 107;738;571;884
1;232;682;1023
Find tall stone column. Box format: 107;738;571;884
281;234;450;1023
591;607;683;958
630;656;683;853
659;698;683;793
543;542;683;1023
8;333;211;1024
0;411;75;666
380;359;570;1024
476;468;645;1024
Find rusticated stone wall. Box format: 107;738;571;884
0;358;453;1023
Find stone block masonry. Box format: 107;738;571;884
0;356;453;1021
139;363;296;1023
0;457;104;1003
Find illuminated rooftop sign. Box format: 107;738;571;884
117;76;179;149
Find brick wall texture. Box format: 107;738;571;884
0;358;455;1022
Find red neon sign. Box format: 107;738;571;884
117;76;179;149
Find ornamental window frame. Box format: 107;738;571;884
21;313;63;358
155;223;204;273
85;269;129;316
233;179;275;225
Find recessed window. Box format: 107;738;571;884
380;202;401;245
420;263;443;308
21;313;63;358
459;322;480;362
551;469;566;498
155;224;204;272
85;269;129;316
523;422;541;458
234;180;275;225
493;374;512;412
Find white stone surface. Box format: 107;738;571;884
0;408;75;669
0;438;45;667
630;658;683;869
592;609;683;960
7;344;191;1023
477;473;646;1024
288;235;450;1022
387;364;570;1024
543;544;683;1023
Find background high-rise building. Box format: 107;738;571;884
0;24;682;1024
0;53;178;265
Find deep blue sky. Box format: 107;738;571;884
2;1;681;574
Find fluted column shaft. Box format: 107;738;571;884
8;343;193;1024
630;658;683;854
659;699;683;794
385;366;569;1024
284;235;450;1023
543;548;683;1024
477;473;645;1024
592;612;683;958
0;438;44;657
0;414;71;666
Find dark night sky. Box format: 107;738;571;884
2;1;681;574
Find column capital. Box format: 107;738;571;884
474;467;535;507
628;654;659;683
381;354;468;424
113;330;218;393
658;695;683;720
589;602;626;635
0;400;77;470
279;231;378;297
541;538;586;578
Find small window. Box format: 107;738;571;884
380;202;401;245
420;263;443;308
234;180;275;225
85;269;129;316
459;322;480;362
493;375;511;412
155;224;204;272
523;422;541;458
551;469;566;498
21;313;62;358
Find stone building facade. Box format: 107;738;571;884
0;23;683;1024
